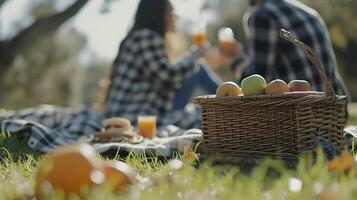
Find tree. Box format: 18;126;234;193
0;0;89;80
0;0;122;109
0;0;91;109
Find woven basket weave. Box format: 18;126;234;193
194;29;348;162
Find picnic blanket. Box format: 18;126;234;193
0;105;202;157
1;104;353;160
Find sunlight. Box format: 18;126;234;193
0;0;206;61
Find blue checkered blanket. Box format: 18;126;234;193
1;104;346;160
0;105;202;157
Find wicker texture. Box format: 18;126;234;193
194;29;348;161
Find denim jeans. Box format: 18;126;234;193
172;64;221;111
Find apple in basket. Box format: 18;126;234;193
216;81;242;97
265;79;290;95
241;74;267;95
288;80;312;92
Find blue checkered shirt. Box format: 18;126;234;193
235;0;348;96
105;29;199;125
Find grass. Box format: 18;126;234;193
2;148;357;200
348;103;357;125
0;103;356;199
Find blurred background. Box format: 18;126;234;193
0;0;356;110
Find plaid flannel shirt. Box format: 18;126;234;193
105;28;199;126
236;0;348;95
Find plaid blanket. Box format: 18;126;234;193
0;105;202;156
1;104;347;160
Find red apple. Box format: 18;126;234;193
288;80;312;92
265;79;289;94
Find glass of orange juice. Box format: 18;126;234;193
137;116;157;139
218;27;236;57
192;22;207;47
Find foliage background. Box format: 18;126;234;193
204;0;357;100
0;0;356;110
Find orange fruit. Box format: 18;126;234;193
103;160;135;192
328;151;355;173
183;146;198;163
319;189;337;200
35;143;104;198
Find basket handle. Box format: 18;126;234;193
279;29;335;96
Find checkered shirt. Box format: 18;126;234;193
105;28;199;124
237;0;348;95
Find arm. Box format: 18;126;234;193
138;31;199;84
238;12;278;81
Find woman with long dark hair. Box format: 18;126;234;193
105;0;219;128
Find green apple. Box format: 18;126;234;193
241;74;267;95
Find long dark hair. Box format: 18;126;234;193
113;0;171;66
105;0;171;104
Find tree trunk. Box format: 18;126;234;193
0;0;89;104
0;0;7;8
0;0;89;79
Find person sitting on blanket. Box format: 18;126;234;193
219;0;349;97
104;0;221;129
0;0;217;152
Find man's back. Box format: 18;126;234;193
243;0;347;95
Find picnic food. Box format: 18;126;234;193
193;29;347;164
103;160;135;192
103;117;131;130
99;126;134;138
241;74;267;95
96;117;136;141
35;143;104;198
137;116;157;138
95;117;144;144
328;151;355;173
288;80;312;92
265;79;289;94
216;81;242;97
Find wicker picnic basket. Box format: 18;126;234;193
194;29;348;163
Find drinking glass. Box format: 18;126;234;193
218;27;236;57
137;116;157;139
192;22;207;47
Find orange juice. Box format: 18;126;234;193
193;33;206;46
218;27;236;57
137;116;156;139
219;40;236;57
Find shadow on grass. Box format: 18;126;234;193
0;132;42;162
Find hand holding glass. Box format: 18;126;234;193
218;27;237;58
192;22;207;47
